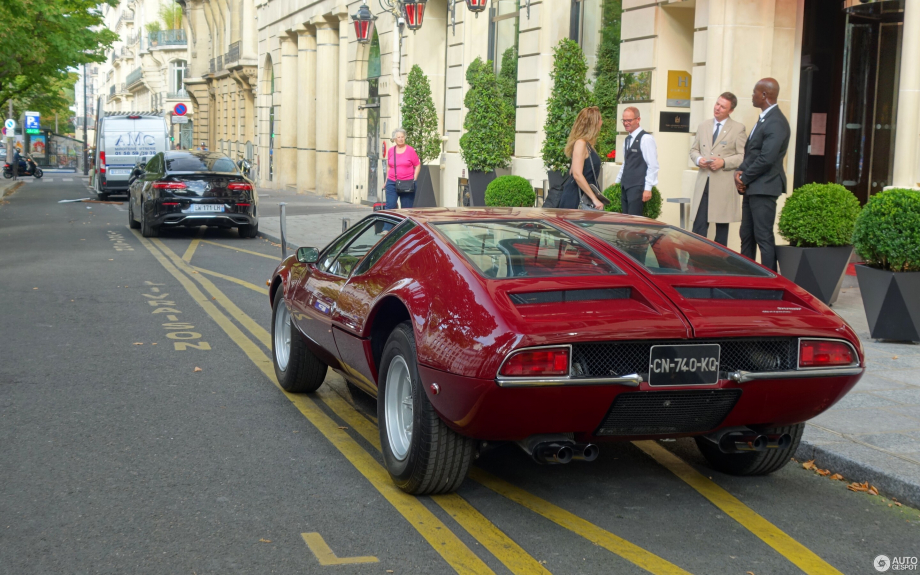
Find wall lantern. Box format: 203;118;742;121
351;3;377;44
464;0;487;16
401;0;428;32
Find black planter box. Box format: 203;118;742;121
855;264;920;342
775;245;853;305
414;165;440;208
468;170;496;207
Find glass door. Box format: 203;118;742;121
366;79;380;203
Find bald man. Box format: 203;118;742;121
734;78;790;272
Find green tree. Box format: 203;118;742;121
0;0;117;106
460;58;514;172
541;39;593;173
498;46;518;110
594;0;622;159
401;65;442;164
159;4;183;30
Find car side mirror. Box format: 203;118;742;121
296;247;319;264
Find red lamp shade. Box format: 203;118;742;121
351;3;377;44
401;0;427;31
464;0;488;15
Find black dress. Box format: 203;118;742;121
560;143;601;209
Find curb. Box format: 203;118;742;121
257;229;300;252
795;439;920;510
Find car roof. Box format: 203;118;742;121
380;207;659;225
163;150;231;161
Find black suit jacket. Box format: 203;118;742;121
738;106;791;196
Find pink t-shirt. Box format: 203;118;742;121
387;145;421;181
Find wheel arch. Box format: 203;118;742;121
368;295;412;380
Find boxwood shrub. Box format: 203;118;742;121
852;188;920;272
485;175;536;207
602;184;662;220
778;183;861;247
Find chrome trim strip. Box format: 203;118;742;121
728;367;863;383
496;374;643;388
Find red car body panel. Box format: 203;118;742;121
270;208;864;442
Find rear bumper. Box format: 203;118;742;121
154;211;257;228
418;364;864;442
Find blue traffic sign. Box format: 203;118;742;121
25;113;40;131
173;103;187;116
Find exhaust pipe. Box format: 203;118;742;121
764;433;791;450
718;433;767;453
572;443;599;462
533;442;574;465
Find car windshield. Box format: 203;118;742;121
165;154;237;173
576;222;771;276
434;220;619;278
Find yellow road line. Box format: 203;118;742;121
315;388;551;575
132;228;493;575
634;441;843;575
301;532;379;565
191;265;270;295
199;239;280;260
182;226;206;262
469;468;692;575
152;238;271;349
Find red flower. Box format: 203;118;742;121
607;149;616;159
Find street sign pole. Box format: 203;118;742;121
83;63;89;176
7;101;15;179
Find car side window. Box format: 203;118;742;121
316;221;374;274
326;218;395;277
352;219;415;276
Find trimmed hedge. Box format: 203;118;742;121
459;58;514;172
541;39;594;173
401;65;442;164
602;183;662;220
778;183;861;247
853;188;920;272
485;175;536;207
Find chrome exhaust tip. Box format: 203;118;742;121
534;442;574;465
572;443;599;462
718;433;767;453
764;433;792;450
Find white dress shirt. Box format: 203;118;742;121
614;127;660;190
747;103;778;140
695;120;724;166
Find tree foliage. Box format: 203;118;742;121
594;0;622;160
401;65;442;164
778;183;861;247
460;58;514;172
0;0;117;106
541;39;594;173
602;183;662;220
498;46;518;111
159;4;184;30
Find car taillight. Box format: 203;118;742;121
152;181;187;190
161;202;180;206
799;340;855;368
227;182;253;192
236;203;251;207
99;151;105;174
500;348;570;377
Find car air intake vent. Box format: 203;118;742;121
509;288;631;305
596;389;742;436
676;287;784;300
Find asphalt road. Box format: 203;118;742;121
1;179;918;575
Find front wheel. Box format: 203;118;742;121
695;423;804;476
271;289;326;392
378;322;476;495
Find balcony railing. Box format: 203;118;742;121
216;55;223;70
226;41;240;64
148;29;187;49
115;10;134;30
126;67;143;88
209;58;215;74
120;82;126;93
167;90;189;99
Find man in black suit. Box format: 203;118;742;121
734;78;790;271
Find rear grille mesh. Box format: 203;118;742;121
596;389;742;436
572;338;796;379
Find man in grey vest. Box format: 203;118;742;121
615;106;659;215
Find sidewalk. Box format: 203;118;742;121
257;190;920;507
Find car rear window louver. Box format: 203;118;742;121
676;287;784;300
509;288;631;305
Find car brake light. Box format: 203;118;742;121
152;181;187;190
227;182;253;192
236;203;251;207
128;115;141;119
161;202;180;206
99;151;105;174
500;348;570;377
799;340;855;368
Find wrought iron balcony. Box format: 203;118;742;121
226;41;240;64
167;90;189;99
209;58;215;74
109;85;116;96
148;29;187;49
126;67;143;88
115;10;134;30
216;55;223;70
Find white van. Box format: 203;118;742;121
94;111;169;199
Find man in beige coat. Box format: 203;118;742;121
689;92;746;246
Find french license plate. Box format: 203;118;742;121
109;169;130;175
191;204;224;212
648;344;721;386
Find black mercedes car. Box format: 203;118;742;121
127;151;258;238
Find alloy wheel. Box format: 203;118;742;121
273;299;292;371
385;355;413;461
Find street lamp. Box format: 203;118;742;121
351;3;377;44
463;0;487;16
401;0;428;32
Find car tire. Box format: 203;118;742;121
271;288;326;393
140;203;158;238
128;198;141;229
238;223;258;239
378;321;476;495
695;422;804;476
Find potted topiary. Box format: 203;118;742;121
401;65;442;207
485;175;535;207
541;39;593;202
776;183;861;305
852;188;920;341
459;58;514;206
602;183;662;219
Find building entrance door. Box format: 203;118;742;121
366;78;380;203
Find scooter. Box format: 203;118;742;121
236;156;252;179
2;155;43;179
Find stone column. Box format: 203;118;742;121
279;34;298;189
314;18;338;197
893;0;920;188
297;26;317;192
338;14;348;201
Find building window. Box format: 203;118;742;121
488;0;519;73
570;0;602;79
172;60;187;95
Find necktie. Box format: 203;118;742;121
712;122;721;145
625;135;632;151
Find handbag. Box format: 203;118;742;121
579;144;609;210
391;148;415;192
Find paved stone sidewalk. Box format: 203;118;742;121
256;189;920;507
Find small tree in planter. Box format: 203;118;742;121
401;65;442;207
602;183;662;219
460;57;514;206
541;39;593;193
852;188;920;341
594;0;622;161
775;183;861;305
485;175;535;207
498;46;518;111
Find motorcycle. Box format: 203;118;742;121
236;156;252;179
2;155;43;179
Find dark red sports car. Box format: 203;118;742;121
268;208;864;495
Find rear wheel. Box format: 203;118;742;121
2;170;11;179
238;223;258;238
128;198;141;229
140;203;158;238
33;168;43;179
378;322;475;495
271;289;326;392
695;423;804;476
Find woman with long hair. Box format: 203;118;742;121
560;106;604;210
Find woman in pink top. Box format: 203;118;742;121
384;128;421;209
